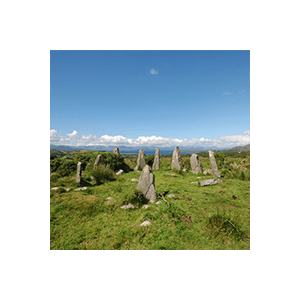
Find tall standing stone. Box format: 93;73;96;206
152;147;160;170
113;147;120;155
135;149;146;170
76;162;82;184
190;153;203;174
94;154;105;169
208;150;220;177
172;147;183;171
137;165;157;203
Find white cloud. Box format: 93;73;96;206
50;129;250;149
223;92;230;95
66;130;78;138
150;69;158;75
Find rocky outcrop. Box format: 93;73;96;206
208;150;220;177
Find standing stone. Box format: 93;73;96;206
137;165;157;203
208;150;220;177
94;154;105;169
190;153;203;174
76;162;82;184
152;147;160;170
135;149;146;170
113;147;120;155
172;147;183;171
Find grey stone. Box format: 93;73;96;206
94;154;105;169
183;168;189;172
152;147;160;170
167;194;175;198
51;187;59;190
131;178;139;182
121;203;135;209
76;162;82;184
134;166;139;171
137;165;157;203
106;197;113;200
203;169;212;175
113;147;120;155
190;153;203;174
74;187;87;191
189;181;199;184
116;169;124;175
208;150;221;177
66;188;70;192
136;149;146;170
142;205;150;209
197;177;201;179
199;179;223;186
140;221;151;227
156;201;162;205
172;147;183;171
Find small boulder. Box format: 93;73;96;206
106;197;113;200
140;221;151;227
121;203;135;209
116;169;124;175
74;187;87;191
142;205;150;209
167;194;175;198
203;169;213;175
51;187;59;190
156;201;162;205
183;168;189;172
66;188;70;192
131;178;139;182
199;179;223;186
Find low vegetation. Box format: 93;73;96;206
50;150;250;250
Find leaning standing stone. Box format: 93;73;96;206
152;147;160;170
208;150;220;177
137;165;157;203
136;149;146;170
76;162;82;184
172;147;183;171
94;154;105;169
190;153;203;174
113;147;120;155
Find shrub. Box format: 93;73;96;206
50;158;63;173
91;164;116;185
57;160;77;177
145;155;155;167
123;189;147;206
181;157;190;169
73;152;93;171
85;152;131;175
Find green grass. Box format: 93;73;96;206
50;156;250;250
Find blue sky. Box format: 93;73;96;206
50;50;250;149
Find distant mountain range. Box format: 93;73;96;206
50;144;250;153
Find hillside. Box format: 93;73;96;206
50;152;250;250
222;144;250;152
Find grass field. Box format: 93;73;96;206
50;155;250;250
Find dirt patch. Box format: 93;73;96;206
181;215;192;223
173;191;180;194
